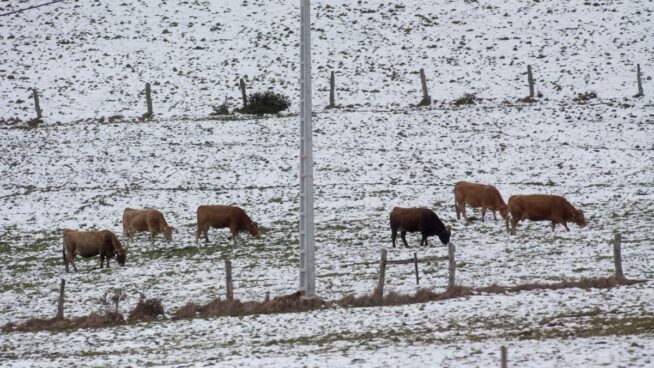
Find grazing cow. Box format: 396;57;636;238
63;229;126;272
454;181;508;222
389;207;452;248
122;208;173;244
196;205;260;244
506;194;587;235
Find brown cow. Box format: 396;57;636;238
196;205;260;244
63;229;126;272
122;208;173;244
506;194;588;235
390;207;451;248
454;181;508;223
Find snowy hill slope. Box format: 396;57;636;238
1;0;652;121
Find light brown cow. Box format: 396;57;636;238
506;194;588;235
63;229;126;272
454;181;508;223
196;205;260;244
122;208;173;244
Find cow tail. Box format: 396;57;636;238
62;242;67;266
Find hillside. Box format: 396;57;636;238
1;1;654;367
1;0;652;121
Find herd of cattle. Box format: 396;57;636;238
61;181;587;272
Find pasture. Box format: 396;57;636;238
1;102;653;366
1;0;653;365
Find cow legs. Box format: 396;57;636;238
100;255;105;269
563;222;570;231
147;223;157;245
203;226;210;243
400;230;410;248
63;245;69;273
455;198;461;220
510;217;519;235
70;257;78;272
481;207;486;222
64;248;77;273
420;234;429;247
460;204;468;222
492;210;498;221
551;221;556;232
229;225;239;245
391;229;398;248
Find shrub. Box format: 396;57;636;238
573;91;597;103
210;98;230;116
452;93;479;106
128;298;164;322
239;91;290;115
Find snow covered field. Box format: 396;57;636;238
1;0;654;366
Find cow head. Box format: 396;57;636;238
247;222;260;239
573;209;588;228
499;206;509;221
163;226;173;241
438;225;452;245
115;249;127;266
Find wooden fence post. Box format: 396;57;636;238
327;71;336;108
414;252;419;285
613;233;624;281
636;64;644;97
239;78;247;109
448;242;456;289
374;249;387;300
417;68;432;106
31;88;42;120
145;82;153;118
225;259;234;301
527;65;535;98
501;346;508;368
56;279;65;320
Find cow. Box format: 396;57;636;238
196;205;260;244
122;208;173;245
63;229;126;272
390;207;452;248
506;194;588;235
454;181;508;223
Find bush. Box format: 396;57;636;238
573;91;597;103
452;93;479;106
210;98;230;116
239;91;290;115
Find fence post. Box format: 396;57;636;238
239;78;247;109
31;88;42;120
448;242;456;289
636;64;644;97
527;65;535;98
414;252;419;285
225;259;234;301
56;279;65;320
501;346;508;368
613;233;624;281
374;248;387;300
328;71;336;108
145;82;153;118
418;68;432;106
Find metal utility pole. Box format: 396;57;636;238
299;0;315;296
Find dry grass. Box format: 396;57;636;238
174;291;326;319
128;298;165;322
3;275;644;333
1;311;124;333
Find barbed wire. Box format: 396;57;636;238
0;0;65;17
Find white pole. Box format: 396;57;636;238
299;0;315;296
